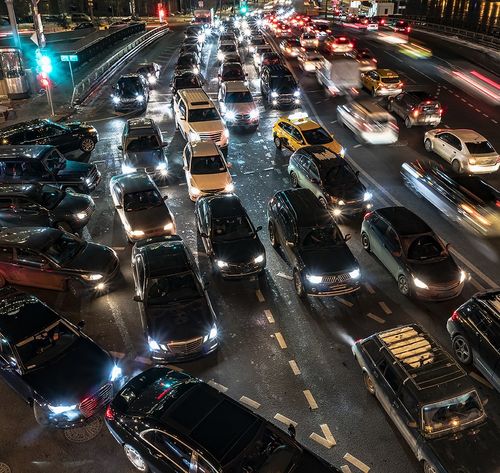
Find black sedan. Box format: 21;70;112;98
218;61;246;85
0;183;94;233
401;160;500;237
195;194;266;278
131;235;218;362
174;53;200;76
0;286;122;428
0;118;99;154
105;367;342;473
170;71;203;98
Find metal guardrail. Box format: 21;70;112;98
71;25;168;106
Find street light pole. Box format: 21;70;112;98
30;0;46;48
4;0;21;50
88;0;95;22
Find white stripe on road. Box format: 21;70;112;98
289;360;301;375
277;272;293;280
340;466;353;473
208;380;228;393
256;289;265;302
274;413;297;427
303;390;318;410
239;396;261;409
378;301;392;315
321;424;336;444
264;309;275;323
309;432;334;449
275;332;287;349
344;453;370;472
364;283;375;294
337;297;353;307
367;313;385;324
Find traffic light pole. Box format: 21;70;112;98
46;82;55;116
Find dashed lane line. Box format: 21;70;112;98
309;432;334;449
277;272;293;280
364;283;375;294
378;301;392;315
274;413;297;428
289;360;301;375
493;119;498;124
366;313;385;324
239;396;261;409
208;380;228;393
274;332;288;349
337;297;353;308
340;466;353;473
344;453;370;473
264;309;275;323
255;289;265;302
321;424;336;445
303;390;318;410
469;371;494;389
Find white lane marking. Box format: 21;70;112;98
289;360;301;375
474;108;481;112
367;313;385;324
239;396;261;409
112;246;126;251
263;166;274;171
492;119;498;124
444;124;450;128
341;466;353;473
275;332;287;349
321;424;336;444
309;432;334;449
264;309;275;323
364;283;375;294
109;351;125;359
344;453;370;472
469;371;494;389
337;297;353;307
134;356;153;365
256;289;265;302
178;182;187;186
468;103;474;107
408;65;436;82
378;301;392;315
353;144;362;148
277;271;293;280
483;114;489;118
460;98;467;102
208;380;228;393
257;131;261;136
274;413;297;427
303;390;318;410
331;120;337;124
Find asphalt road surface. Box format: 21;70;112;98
1;23;499;473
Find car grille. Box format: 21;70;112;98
167;337;204;356
323;273;351;284
235;113;251;120
87;166;100;184
198;131;222;142
277;94;293;103
476;157;498;166
203;187;225;194
430;280;461;291
79;382;113;418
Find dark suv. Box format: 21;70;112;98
0;145;101;194
353;324;500;473
388;91;442;128
106;367;342;473
268;188;360;297
260;64;301;108
112;74;149;112
447;290;500;392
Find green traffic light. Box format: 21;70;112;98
240;4;248;13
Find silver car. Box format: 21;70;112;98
218;81;259;127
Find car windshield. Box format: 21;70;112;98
147;272;202;305
16;320;78;370
124;190;163;212
422;391;485;436
44;233;84;265
30;184;63;208
465;141;495;155
226;91;253;103
302;127;332;145
322;162;358;186
302;227;343;247
212;215;254;241
270;76;296;92
174;75;200;89
117;79;141;97
406;234;444;261
381;76;400;84
222;68;244;79
126;135;161;152
191;155;226;174
188;108;220;122
177;55;196;66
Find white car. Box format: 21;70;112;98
183;141;234;201
424;129;500;174
300;32;319;49
298;49;323;72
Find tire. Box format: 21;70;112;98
452;159;462;174
268;221;278;248
293;269;306;298
318;197;328;209
68;279;85;298
424;138;433;152
124;444;149;472
274;135;282;150
452;335;473;365
33;401;50;426
361;232;371;252
363;372;375;395
423;462;437;473
398;274;411;296
404;116;412;128
290;171;299;188
80;138;96;153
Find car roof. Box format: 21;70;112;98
0;119;49;136
0;226;61;250
118;73;142;80
276;188;333;227
262;64;292;76
178;88;214;108
0;287;60;344
281;112;319;130
300;145;342;165
0;145;53;160
448;129;488;142
351;99;389;115
376;207;432;235
223;81;249;93
221;62;243;70
471;289;500;324
377;68;399;77
127;118;155;130
111;173;157;193
404;91;437;101
204;194;245;218
190;141;220;156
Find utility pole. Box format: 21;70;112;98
30;0;46;48
4;0;21;50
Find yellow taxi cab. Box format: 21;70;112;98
360;68;403;97
272;112;345;155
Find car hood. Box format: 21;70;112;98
57;192;94;214
124;149;165;168
57;160;94;179
190;121;224;133
125;205;174;231
191;172;231;191
299;246;357;274
408;256;460;285
226;102;257;114
324;181;365;201
429;422;500;473
146;297;214;342
212;237;264;264
64;242;118;275
23;338;113;405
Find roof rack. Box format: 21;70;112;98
377;325;465;390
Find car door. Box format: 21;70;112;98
0;336;32;401
304;160;322;197
198;200;212;255
111;184;127;230
12;248;65;290
391;93;405;117
474;317;500;390
183;146;192;185
374;358;402;424
142;429;192;472
434;133;456;162
43;123;73;153
281;208;297;265
289;126;305;150
380;226;403;278
132;256;148;335
367;214;389;261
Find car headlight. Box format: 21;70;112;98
218;51;225;61
349;268;361;279
332;208;342;217
75;211;87;220
209;324;218;340
148;337;161;351
156;162;167;170
306;274;322;284
224;182;234;192
193;66;200;75
191;186;201;196
340;147;346;157
81;273;103;281
148;76;157;85
293;90;300;97
217;260;228;268
122;164;136;174
338;200;345;206
164;222;174;231
249;46;255;53
468;158;476;165
85;177;92;186
130;230;145;237
413;277;428;289
136;94;144;103
364;192;372;201
223;129;230;138
110;365;122;382
189;131;201;142
254;254;265;264
271;91;279;98
112;96;120;104
225;110;236;121
249;109;259;119
48;404;78;414
459;270;466;283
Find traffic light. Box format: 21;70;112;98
35;49;52;74
37;72;51;89
240;2;248;14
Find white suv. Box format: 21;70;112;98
173;88;229;151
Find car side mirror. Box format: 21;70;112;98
115;204;123;210
256;225;263;232
200;232;208;238
286;240;294;247
407;420;417;429
344;233;351;242
77;320;86;330
183;165;188;171
226;162;233;168
163;195;168;200
117;145;123;151
133;295;143;302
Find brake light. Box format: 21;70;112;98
388;121;399;132
105;405;115;420
406;27;411;32
495;201;500;207
349;43;354;47
364;211;373;220
339;36;346;40
451;310;460;322
327;29;331;33
438;108;443;115
412;109;419;118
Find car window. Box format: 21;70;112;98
43;123;65;136
437;133;451;144
188;108;220;122
16;248;48;266
378;359;400;392
465;141;495;155
212;215;254;241
386;228;401;252
124;190;163;212
302;127;331;145
45;151;62;171
179;101;186;117
302;227;343;247
448;134;462;151
43;233;84;265
406;235;444;261
147;272;202;304
126;135;161;152
371;215;389;234
0;337;18;368
290;127;303;143
191;155;226;174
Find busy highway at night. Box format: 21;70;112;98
0;7;498;473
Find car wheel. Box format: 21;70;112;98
452;159;462;174
398;274;411;296
424;138;433;152
423;462;438;473
274;135;282;150
290;171;299;188
33;401;50;426
361;232;371;252
124;444;149;472
80;138;95;153
318;197;328;209
363;372;375;395
404;116;412;128
293;269;306;298
452;335;472;365
268;221;278;248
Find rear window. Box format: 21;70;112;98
465;141;495;155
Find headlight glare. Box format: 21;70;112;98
254;254;265;264
306;275;322;284
217;260;228;268
164;223;174;231
148;337;161;351
349;268;361;279
364;192;373;201
75;212;87;220
136;94;144;103
293;90;300;97
459;270;466;283
249;109;259;119
81;273;103;281
130;230;145;237
122;164;136;174
413;277;428;289
112;96;120;104
48;404;77;414
110;365;122;382
225;110;236;121
209;325;217;340
271;91;279;98
224;183;234;192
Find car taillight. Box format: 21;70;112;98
364;211;373;220
389;121;399;131
438;108;443;115
105;405;114;420
451;310;460;322
413;109;419;118
406;27;411;32
349;43;354;47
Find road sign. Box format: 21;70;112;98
60;55;79;62
30;32;38;46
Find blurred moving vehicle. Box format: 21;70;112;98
423;129;499;174
280;39;302;57
297;49;323;73
447;290;500;392
170;71;203;98
218;81;259;128
131;236;218;362
111;75;149;112
401;161;500;236
361;69;403;97
361;207;466;300
217;41;239;62
346;48;377;72
391;19;411;33
388;91;442;128
217;62;246;85
0;287;122;428
300;32;319;48
105;367;342;473
353;324;499;473
316;56;360;96
258;51;283;70
324;35;353;54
